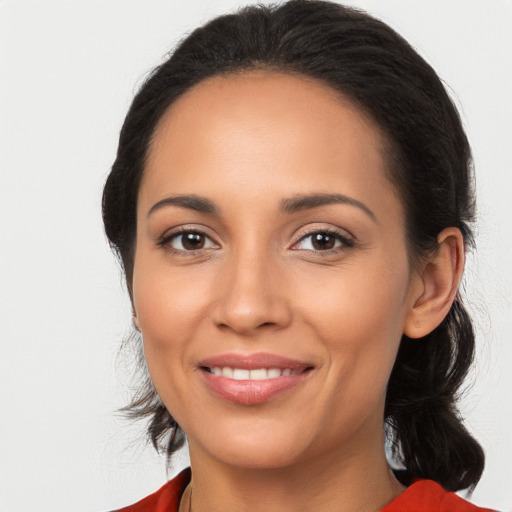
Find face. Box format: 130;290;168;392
133;71;420;470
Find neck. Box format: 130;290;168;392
187;426;405;512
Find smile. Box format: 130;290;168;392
204;367;301;380
198;353;313;405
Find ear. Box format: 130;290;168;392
404;227;465;339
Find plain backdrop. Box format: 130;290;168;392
0;1;511;510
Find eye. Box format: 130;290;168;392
292;230;353;252
161;229;218;252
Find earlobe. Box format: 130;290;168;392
404;228;465;339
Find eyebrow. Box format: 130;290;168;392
147;192;376;221
148;194;219;217
280;193;376;221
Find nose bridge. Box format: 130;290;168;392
211;239;290;334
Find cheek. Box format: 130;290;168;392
133;255;209;339
131;253;213;395
303;258;408;332
131;257;214;429
298;255;410;383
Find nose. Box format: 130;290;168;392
210;249;292;336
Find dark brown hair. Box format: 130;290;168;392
103;0;483;491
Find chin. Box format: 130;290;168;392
216;444;304;470
192;422;314;470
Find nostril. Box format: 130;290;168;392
211;291;292;335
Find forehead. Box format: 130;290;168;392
148;70;386;162
141;71;399;219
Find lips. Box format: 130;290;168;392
198;353;313;405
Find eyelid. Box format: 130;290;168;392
157;225;220;253
290;225;355;252
156;223;354;254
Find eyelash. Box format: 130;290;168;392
157;227;355;255
157;227;218;255
292;227;355;254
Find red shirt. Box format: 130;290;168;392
113;468;496;511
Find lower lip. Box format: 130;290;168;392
201;370;311;405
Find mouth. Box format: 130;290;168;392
198;353;314;405
202;366;304;380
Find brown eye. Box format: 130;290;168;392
311;232;336;250
182;232;206;250
166;230;217;252
293;230;352;252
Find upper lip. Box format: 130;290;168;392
198;352;313;371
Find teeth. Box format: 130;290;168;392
222;367;233;378
233;369;250;380
249;368;267;380
267;368;281;378
208;367;298;380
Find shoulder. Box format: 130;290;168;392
381;479;496;512
111;468;191;512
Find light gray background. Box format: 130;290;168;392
1;1;511;510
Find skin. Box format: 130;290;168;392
132;71;464;512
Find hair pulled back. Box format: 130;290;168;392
103;0;483;492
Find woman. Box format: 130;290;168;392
103;1;495;510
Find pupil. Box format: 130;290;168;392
313;233;334;250
183;233;204;250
